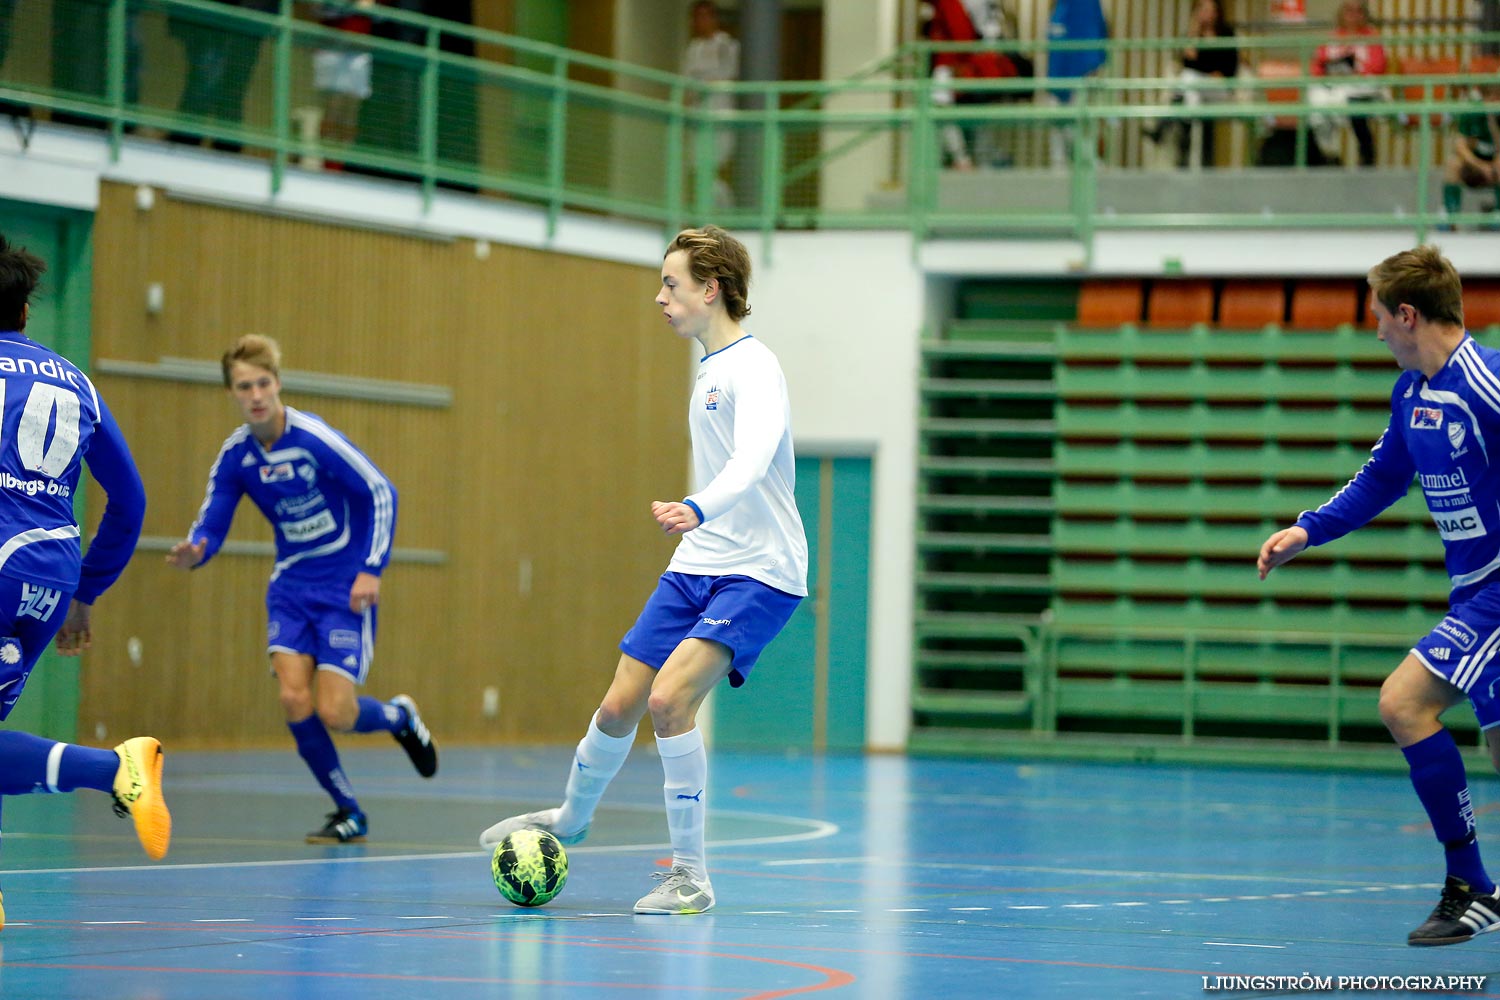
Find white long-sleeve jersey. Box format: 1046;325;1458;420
670;336;809;597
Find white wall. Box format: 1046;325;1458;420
749;231;923;751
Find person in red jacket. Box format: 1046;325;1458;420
1311;0;1387;166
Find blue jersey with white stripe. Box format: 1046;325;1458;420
186;406;396;594
0;330;144;603
1298;334;1500;594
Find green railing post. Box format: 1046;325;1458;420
270;0;294;195
664;82;686;234
1071;86;1098;266
1328;640;1343;746
1183;633;1197;742
419;25;441;213
692;91;715;222
106;0;126;159
759;96;782;262
910;75;935;249
1413;81;1435;243
1294;44;1310;169
545;54;569;240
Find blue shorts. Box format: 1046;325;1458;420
267;587;375;684
1413;583;1500;729
619;572;802;687
0;575;72;721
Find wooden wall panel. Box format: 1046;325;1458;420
81;181;686;748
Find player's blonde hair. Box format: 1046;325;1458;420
221;334;282;387
1367;245;1464;328
666;225;752;321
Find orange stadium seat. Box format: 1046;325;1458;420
1146;280;1215;328
1077;279;1144;327
1469;54;1500;77
1289;279;1360;330
1397;56;1460;129
1218;280;1286;329
1466;282;1500;331
1256;59;1304;130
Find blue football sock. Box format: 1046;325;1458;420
0;731;116;795
1403;729;1494;892
350;696;403;734
288;716;360;813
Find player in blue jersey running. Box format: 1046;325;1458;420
478;225;809;915
1260;245;1500;947
166;334;436;844
0;233;169;930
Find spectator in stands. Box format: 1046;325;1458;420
922;0;1021;171
1258;245;1500;948
1148;0;1238;168
682;1;740;207
168;0;277;153
1440;78;1500;230
1310;0;1387;167
311;0;379;167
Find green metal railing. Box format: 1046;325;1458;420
2;2;1497;252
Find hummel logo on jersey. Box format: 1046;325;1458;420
1412;407;1444;429
705;385;720;410
1430;647;1452;661
676;789;703;802
343;655;357;668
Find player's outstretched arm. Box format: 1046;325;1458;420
1257;526;1309;580
165;538;208;570
54;600;93;657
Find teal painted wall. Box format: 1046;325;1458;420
712;454;871;752
1;199;95;743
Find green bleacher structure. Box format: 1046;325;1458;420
912;277;1500;767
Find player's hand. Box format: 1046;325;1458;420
1257;526;1309;580
651;500;701;536
165;538;207;570
350;572;380;614
54;600;93;657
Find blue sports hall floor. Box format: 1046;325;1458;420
2;743;1499;998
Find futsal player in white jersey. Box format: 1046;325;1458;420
479;225;809;914
167;335;436;844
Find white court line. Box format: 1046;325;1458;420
764;856;878;867
1204;942;1286;949
191;918;253;923
0;816;839;879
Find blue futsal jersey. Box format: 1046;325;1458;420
1298;334;1500;596
0;330;144;603
186;406;396;594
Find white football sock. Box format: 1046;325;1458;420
554;712;634;835
657;727;708;881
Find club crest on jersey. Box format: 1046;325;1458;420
259;461;296;483
705;385;720;410
1411;407;1443;430
1449;421;1467;450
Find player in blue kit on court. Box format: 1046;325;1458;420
479;225;809;914
1261;246;1500;947
0;234;169;930
167;334;436;844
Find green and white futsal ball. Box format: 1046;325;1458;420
491;829;569;907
